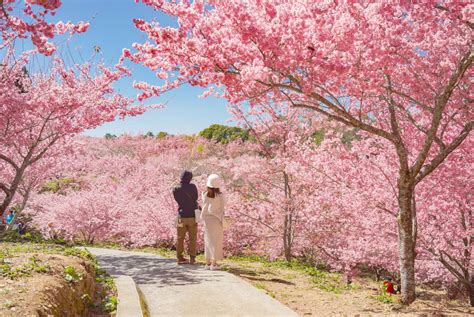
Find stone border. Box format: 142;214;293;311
115;275;144;317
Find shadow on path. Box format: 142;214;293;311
86;247;299;317
93;252;223;287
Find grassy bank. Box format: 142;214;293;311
0;242;117;316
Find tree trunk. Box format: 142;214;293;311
282;171;293;262
283;214;292;261
0;192;13;216
397;183;417;304
468;276;474;307
0;157;30;217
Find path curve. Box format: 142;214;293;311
85;247;297;317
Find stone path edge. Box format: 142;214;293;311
114;275;144;317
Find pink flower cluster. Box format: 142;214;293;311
0;50;152;218
1;0;89;55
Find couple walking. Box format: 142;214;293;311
172;171;225;270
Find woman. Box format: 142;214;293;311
201;174;225;270
5;208;15;230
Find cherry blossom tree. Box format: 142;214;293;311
416;139;473;304
0;51;149;218
226;103;328;260
301;133;473;304
24;131;473;305
1;0;89;55
26;135;203;246
126;1;473;303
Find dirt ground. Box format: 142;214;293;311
0;247;111;317
220;259;473;317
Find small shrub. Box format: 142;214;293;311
40;180;60;193
103;295;118;312
95;264;117;313
49;236;70;245
196;143;205;153
373;283;396;303
96;270;115;291
0;229;44;243
22;231;45;243
374;292;395;303
0;263;12;276
40;177;79;193
64;247;95;262
1;230;21;242
64;265;82;283
156;131;168;139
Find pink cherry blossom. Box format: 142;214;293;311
1;0;89;55
125;1;473;304
0;50;150;218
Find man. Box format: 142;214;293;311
172;170;199;264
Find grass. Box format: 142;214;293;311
226;254;269;263
254;282;276;298
137;286;150;317
224;256;346;294
3;300;16;309
0;241;71;256
373;292;396;303
372;284;397;303
0;255;51;279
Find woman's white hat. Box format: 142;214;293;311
206;174;221;188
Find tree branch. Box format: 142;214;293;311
411;49;473;178
434;4;474;30
438;251;467;284
416;120;473;183
0;182;10;195
0;154;19;171
385;75;409;174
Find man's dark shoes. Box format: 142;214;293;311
177;258;189;265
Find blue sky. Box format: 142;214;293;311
21;0;233;136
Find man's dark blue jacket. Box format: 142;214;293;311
172;171;198;218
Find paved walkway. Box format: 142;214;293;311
85;247;297;317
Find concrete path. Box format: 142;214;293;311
85;247;297;317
